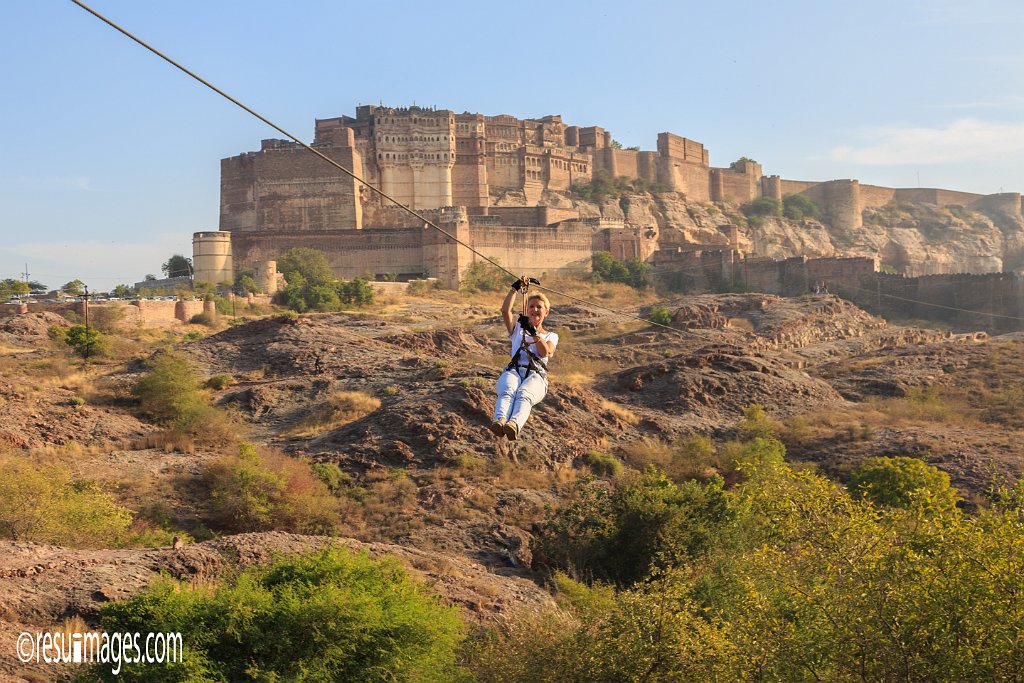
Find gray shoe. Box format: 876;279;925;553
489;419;506;437
503;421;519;440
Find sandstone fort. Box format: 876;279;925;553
191;103;1024;327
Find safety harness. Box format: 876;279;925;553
505;277;547;378
506;329;546;378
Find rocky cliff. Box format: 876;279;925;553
539;190;1024;276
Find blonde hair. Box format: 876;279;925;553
528;292;550;312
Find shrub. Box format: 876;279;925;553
204;374;235;390
590;252;651;289
738;404;776;441
744;197;781;218
782;193;820;220
189;311;215;326
64;324;110;359
460;260;507;293
132;351;205;426
848;456;960;511
533;468;734;586
648;305;673;326
0;458;132;547
202;443;340;533
89;306;125;333
93;547;467;681
407;278;439;295
584;451;622;478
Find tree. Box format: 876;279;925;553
61;279;85;295
112;284;132;298
591;252;651;289
64;324;108;359
144;274;157;282
277;247;334;285
730;156;758;170
234;269;261;294
848;456;960;511
0;279;30;301
161;254;193;278
27;280;47;293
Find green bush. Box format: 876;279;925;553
64;324;110;359
132;351;206;426
848;455;960;511
782;193;820;221
0;458;132;547
460;260;507;293
476;450;1024;681
744;197;782;218
590;252;651;289
202;443;340;534
189;311;215;326
204;374;235;390
584;451;623;478
93;547;467;681
738;404;776;441
648;305;673;326
532;468;734;585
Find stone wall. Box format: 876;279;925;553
220;138;363;232
231;229;425;281
486;206;581;227
464;222;595;276
0;300;206;328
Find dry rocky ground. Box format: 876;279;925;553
1;291;1023;680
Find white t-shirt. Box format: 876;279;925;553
509;321;558;370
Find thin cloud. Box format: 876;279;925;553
830;118;1024;166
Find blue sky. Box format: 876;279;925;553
2;0;1023;291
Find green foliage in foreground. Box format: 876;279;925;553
477;447;1024;681
93;547;467;682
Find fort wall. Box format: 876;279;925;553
231;229;425;280
220;138;362;232
970;192;1023;218
486;206;580;226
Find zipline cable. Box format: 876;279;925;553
68;0;691;336
71;1;1023;334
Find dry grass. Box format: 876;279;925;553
0;344;36;355
620;434;724;482
599;399;641;425
551;357;619;386
285;390;381;437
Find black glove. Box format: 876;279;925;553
511;279;524;291
518;314;537;336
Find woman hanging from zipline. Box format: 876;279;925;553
491;276;559;440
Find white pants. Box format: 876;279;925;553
494;368;548;431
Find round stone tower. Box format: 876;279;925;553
192;232;233;285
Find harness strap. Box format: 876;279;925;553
506;333;545;377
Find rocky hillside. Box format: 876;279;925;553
3;295;1024;680
537;189;1024;276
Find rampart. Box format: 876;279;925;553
655;249;1024;333
0;299;209;328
